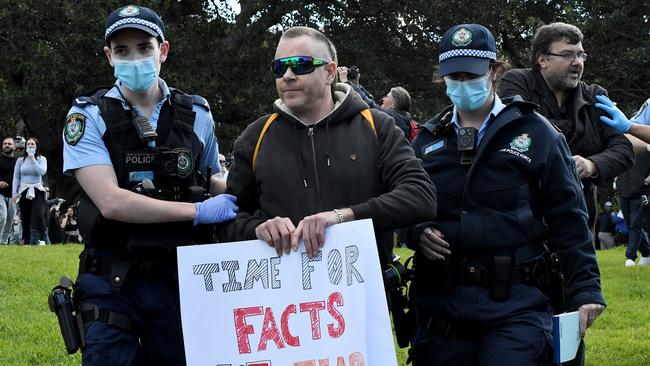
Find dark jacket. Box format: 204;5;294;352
408;96;604;310
499;68;634;230
218;83;437;266
382;108;411;141
616;152;650;198
0;154;16;198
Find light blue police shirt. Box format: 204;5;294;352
451;95;506;146
63;79;220;177
631;98;650;126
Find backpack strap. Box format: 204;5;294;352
252;113;280;174
360;108;376;135
251;109;375;174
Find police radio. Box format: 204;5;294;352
131;115;157;142
116;87;158;143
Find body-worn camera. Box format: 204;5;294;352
457;127;477;151
158;150;179;178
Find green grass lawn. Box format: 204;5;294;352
0;244;648;365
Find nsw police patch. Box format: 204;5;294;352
64;113;86;146
175;148;193;178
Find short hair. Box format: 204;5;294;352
389;87;412;114
530;22;583;70
280;26;338;63
3;137;14;143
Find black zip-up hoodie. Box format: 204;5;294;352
218;83;437;266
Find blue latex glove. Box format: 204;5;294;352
595;95;631;133
194;194;239;225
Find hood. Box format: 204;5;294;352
272;82;370;126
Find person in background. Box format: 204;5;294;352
499;22;634;244
0;137;16;244
597;201;616;249
12;137;47;245
596;95;650;265
218;153;229;180
381;86;420;143
47;202;63;243
337;65;380;108
60;206;80;243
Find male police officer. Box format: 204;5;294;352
406;24;604;365
62;5;238;365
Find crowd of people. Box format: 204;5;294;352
0;136;79;245
26;3;648;365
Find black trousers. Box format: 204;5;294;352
19;189;46;244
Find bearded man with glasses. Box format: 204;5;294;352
500;21;632;366
218;26;436;273
500;22;634;248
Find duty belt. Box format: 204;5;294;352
457;263;531;287
79;253;178;292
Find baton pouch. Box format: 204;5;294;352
489;256;511;301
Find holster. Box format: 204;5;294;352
48;276;84;354
531;247;567;314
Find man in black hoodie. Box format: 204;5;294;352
219;26;436;268
0;137;16;244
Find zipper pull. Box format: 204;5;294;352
303;178;308;187
307;127;314;136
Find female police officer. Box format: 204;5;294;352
404;24;605;365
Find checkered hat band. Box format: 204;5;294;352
439;49;496;62
105;18;163;40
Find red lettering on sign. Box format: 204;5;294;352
293;352;364;366
299;301;325;340
281;304;300;346
326;291;345;338
234;292;347;354
258;307;285;351
234;306;263;354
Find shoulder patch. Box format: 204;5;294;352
64;113;86;146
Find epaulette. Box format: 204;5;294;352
72;87;110;108
191;95;210;112
169;87;211;112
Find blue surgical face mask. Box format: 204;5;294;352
444;72;491;111
26;147;36;155
113;56;158;93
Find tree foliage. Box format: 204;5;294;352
1;0;648;201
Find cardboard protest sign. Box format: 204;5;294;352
177;219;397;366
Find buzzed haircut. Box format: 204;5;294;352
280;26;338;63
530;22;583;70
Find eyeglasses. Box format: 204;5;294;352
546;52;588;62
270;56;330;78
219;160;226;164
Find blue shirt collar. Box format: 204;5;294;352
451;94;506;146
105;78;171;108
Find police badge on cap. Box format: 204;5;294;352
104;5;165;43
438;24;497;77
